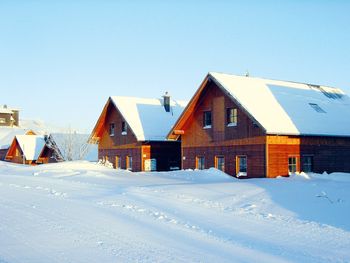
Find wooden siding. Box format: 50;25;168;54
148;141;181;171
181;81;265;148
98;102;138;150
183;144;265;178
267;135;350;177
180;81;266;178
99;147;142;171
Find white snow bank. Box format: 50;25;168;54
0;161;349;263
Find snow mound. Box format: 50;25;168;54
148;168;233;183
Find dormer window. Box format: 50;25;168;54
227;108;237;126
203;111;212;128
121;121;127;135
309;103;326;113
109;123;115;136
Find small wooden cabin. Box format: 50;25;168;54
89;95;187;172
168;72;350;178
5;132;63;165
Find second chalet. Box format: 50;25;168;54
89;94;187;171
168;72;350;178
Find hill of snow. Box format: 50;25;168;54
0;162;349;262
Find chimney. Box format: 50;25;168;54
163;92;171;112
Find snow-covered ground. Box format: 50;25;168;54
0;161;349;263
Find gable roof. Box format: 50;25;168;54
168;72;350;139
15;135;46;160
89;96;187;143
0;128;35;150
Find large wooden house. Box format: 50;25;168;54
5;132;64;165
89;95;187;171
168;72;350;178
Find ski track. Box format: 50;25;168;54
0;162;350;262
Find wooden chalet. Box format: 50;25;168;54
89;95;187;171
5;132;64;165
168;72;350;178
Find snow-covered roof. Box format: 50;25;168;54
0;105;19;114
0;127;28;149
110;96;187;141
15;135;46;160
209;72;350;136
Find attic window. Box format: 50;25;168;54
203;111;212;128
109;123;115;136
227;108;237;126
309;103;326;113
121;121;127;135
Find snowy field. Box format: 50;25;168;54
0;161;349;263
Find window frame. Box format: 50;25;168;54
115;155;121;169
215;155;225;172
288;156;298;174
236;155;247;177
121;121;128;135
109;123;115;136
203;111;212;129
302;155;313;173
126;156;133;171
226;108;238;127
196;156;205;170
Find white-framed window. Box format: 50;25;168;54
196;156;205;170
236;155;247;177
288;156;298;173
227;108;237;126
109;123;115;136
121;121;127;135
215;156;225;172
203;111;212;128
126;156;133;171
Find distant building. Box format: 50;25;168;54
89;95;186;171
5;132;64;165
168;72;350;178
0;105;19;127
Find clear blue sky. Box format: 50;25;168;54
1;1;349;132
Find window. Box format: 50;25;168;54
288;157;297;173
196;156;205;170
302;156;313;173
227;108;237;126
115;156;121;169
215;156;225;172
121;121;127;135
203;111;212;128
0;118;6;123
309;103;326;113
109;123;115;136
126;156;133;171
236;156;247;177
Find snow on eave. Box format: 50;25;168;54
208;71;350;137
